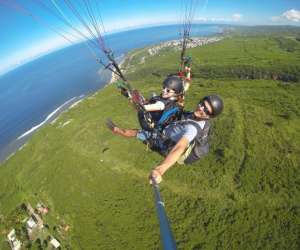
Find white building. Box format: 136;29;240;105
26;217;37;229
26;216;39;238
7;229;22;250
50;237;61;249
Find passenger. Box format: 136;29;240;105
137;75;185;131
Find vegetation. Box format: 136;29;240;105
124;35;300;82
225;25;300;37
0;27;300;249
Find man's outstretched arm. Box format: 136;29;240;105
150;136;189;184
106;119;138;137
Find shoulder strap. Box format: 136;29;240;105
176;119;202;132
181;119;210;163
176;119;210;143
156;100;182;128
157;106;180;126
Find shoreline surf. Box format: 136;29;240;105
0;94;86;163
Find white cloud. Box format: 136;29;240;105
194;17;208;22
195;13;242;23
271;16;281;22
232;13;242;22
283;9;300;22
272;9;300;23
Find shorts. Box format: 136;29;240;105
136;130;152;141
136;130;173;156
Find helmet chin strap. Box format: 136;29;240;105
193;112;210;121
160;93;182;101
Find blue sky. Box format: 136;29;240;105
0;0;300;75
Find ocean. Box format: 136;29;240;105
0;24;222;162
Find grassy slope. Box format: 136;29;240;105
1;34;300;249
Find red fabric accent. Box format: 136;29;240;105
178;71;184;77
131;90;145;106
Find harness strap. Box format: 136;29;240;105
157;107;180;126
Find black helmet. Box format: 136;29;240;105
202;95;224;117
163;75;184;94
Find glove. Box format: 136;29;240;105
183;56;192;67
120;88;129;98
116;81;128;90
116;82;130;98
106;119;117;132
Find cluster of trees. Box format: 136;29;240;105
196;65;299;82
275;37;298;52
128;64;299;83
232;25;300;37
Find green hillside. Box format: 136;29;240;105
1;31;300;249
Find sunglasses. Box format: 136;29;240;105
162;88;175;94
198;102;211;115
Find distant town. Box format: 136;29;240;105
147;37;223;56
111;36;223;83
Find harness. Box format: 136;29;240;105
138;96;183;132
145;112;211;164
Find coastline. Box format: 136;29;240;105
0;56;122;164
108;55;127;84
0;63;118;165
0;95;86;164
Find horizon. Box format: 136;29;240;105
1;23;300;77
0;0;300;76
0;22;222;76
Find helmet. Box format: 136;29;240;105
202;95;224;117
163;75;184;94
